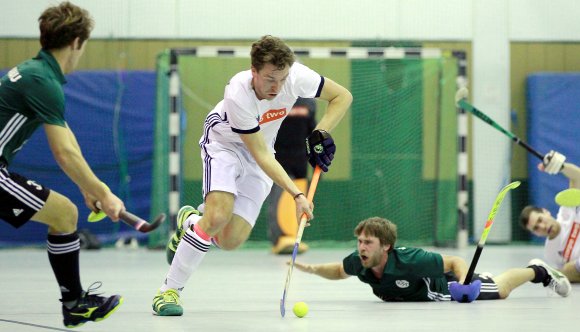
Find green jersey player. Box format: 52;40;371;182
294;217;571;302
0;2;124;328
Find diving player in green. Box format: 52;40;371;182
293;217;571;302
0;2;124;328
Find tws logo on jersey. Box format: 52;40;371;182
395;280;410;288
259;108;287;125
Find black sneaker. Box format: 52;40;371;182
62;282;123;328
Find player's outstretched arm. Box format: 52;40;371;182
442;255;469;283
292;261;350;280
44;123;124;220
240;131;313;223
315;78;352;132
538;151;580;187
560;162;580;189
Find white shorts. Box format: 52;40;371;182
198;141;273;227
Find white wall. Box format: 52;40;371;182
4;0;580;242
3;0;474;40
472;0;512;242
3;0;580;41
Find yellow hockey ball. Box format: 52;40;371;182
293;301;308;318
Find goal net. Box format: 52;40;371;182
150;46;463;248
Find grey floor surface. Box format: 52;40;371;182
0;245;577;332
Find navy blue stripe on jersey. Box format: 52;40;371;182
199;113;227;148
231;126;259;134
315;76;325;98
182;232;210;253
0;113;26;157
0;168;44;210
203;152;212;196
200;113;225;197
47;239;80;255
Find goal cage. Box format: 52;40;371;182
149;45;468;249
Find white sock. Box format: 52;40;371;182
184;214;221;248
160;225;211;293
183;214;202;230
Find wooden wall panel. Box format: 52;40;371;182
511;42;580;178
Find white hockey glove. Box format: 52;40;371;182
543;150;566;174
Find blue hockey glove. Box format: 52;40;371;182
449;280;481;303
305;129;335;172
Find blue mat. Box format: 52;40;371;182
527;73;580;216
0;70;156;245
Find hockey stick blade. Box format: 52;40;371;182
555;188;580;207
119;210;166;233
95;202;166;233
280;166;322;317
464;181;520;285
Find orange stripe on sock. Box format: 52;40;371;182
194;223;211;241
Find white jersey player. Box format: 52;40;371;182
153;35;353;316
198;62;322;226
520;153;580;283
544;206;580;270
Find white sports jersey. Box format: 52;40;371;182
199;62;323;153
544;206;580;269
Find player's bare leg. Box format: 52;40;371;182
493;268;534;299
212;215;252;250
495;260;572;299
32;191;78;233
154;191;237;316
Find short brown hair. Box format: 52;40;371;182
39;1;94;50
519;205;543;230
250;35;295;72
354;217;397;249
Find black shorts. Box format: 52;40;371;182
0;167;50;228
446;272;500;300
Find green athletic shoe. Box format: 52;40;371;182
62;282;123;328
152;289;183;316
166;205;201;264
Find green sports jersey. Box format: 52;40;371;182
0;49;66;165
342;247;451;301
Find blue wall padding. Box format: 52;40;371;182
527;73;580;216
0;70;156;245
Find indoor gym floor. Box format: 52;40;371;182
0;245;577;332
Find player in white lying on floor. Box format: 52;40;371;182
293;217;571;302
152;35;352;316
520;152;580;283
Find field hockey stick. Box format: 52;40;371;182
91;202;166;233
464;181;521;284
455;87;544;161
280;166;322;317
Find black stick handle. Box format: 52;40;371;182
513;137;544;160
464;245;483;285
